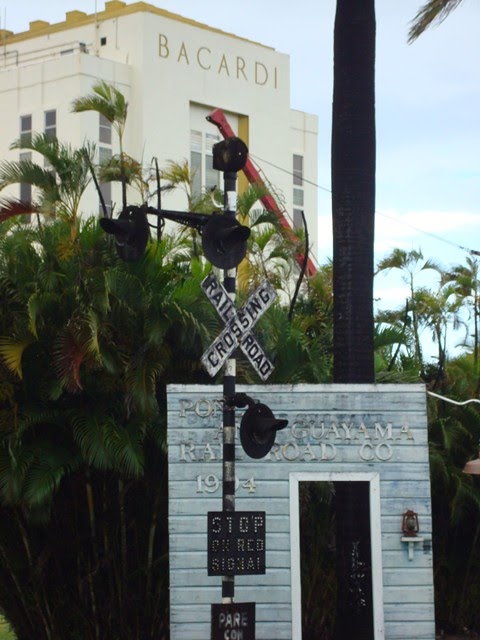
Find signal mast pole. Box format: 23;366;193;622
221;169;238;603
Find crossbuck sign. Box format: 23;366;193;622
201;273;276;380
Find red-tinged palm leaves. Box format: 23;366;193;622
0;134;94;230
0;198;38;224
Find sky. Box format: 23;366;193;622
1;0;479;353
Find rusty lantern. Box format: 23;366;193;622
402;510;419;537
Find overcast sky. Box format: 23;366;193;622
2;0;479;323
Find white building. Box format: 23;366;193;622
0;1;318;256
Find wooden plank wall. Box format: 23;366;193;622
167;384;436;639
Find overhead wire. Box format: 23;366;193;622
249;152;480;258
427;390;480;407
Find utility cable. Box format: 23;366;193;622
250;153;480;258
427;390;480;406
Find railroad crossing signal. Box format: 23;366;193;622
100;206;149;262
201;273;276;381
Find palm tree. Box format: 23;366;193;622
0;133;94;236
376;248;441;375
332;0;376;384
446;257;480;371
415;283;463;386
72;80;129;209
408;0;466;42
236;183;300;295
331;1;376;637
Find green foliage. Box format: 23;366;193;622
426;354;480;633
0;217;219;639
0;617;14;639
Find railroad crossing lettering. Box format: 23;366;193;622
201;273;276;380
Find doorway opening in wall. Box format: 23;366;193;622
299;480;336;639
290;472;384;640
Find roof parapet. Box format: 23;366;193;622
105;1;127;11
65;11;88;23
29;20;50;32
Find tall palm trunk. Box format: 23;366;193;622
331;0;376;638
332;0;376;383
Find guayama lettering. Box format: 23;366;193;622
290;417;414;441
159;33;278;88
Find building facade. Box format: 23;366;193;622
0;1;318;256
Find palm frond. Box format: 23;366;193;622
103;418;145;477
0;158;57;193
0;442;33;504
71;413;113;470
52;326;87;392
236;184;269;220
408;0;464;42
71;80;128;129
0;337;34;378
160;159;191;189
105;268;146;311
22;442;81;506
98;153;144;185
374;325;406;350
124;352;165;417
68;411;144;480
0;198;39;223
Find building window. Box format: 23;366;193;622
44;110;56;140
99;123;113;215
99;146;112;216
293;209;304;230
205;133;220;192
100;37;107;46
293;154;303;186
293;188;304;207
19;152;32;223
293;154;304;229
20;115;32;145
190;130;202;198
190;130;220;198
99;114;112;144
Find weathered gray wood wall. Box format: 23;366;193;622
168;384;435;639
